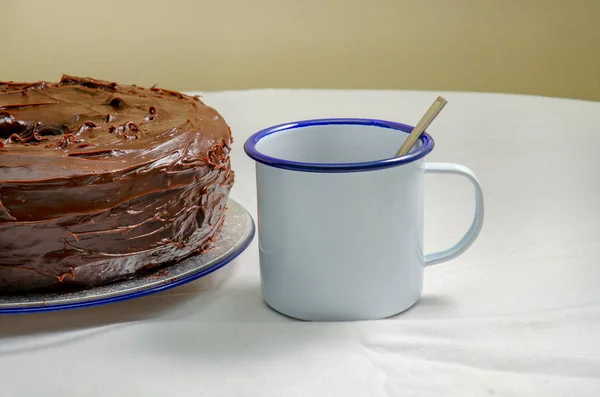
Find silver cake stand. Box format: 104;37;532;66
0;198;255;314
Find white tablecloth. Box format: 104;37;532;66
1;89;599;396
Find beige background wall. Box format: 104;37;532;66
2;0;599;101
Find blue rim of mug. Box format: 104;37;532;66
243;118;435;173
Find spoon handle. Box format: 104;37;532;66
394;96;447;157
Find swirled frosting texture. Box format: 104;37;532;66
0;75;234;292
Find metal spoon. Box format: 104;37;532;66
394;96;447;157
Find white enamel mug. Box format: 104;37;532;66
244;119;484;321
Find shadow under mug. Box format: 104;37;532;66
244;118;484;321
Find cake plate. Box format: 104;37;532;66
0;198;255;314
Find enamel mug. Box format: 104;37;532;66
244;119;484;321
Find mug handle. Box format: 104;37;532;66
424;162;484;267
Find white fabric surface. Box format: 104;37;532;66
1;89;599;396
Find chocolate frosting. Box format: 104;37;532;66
0;75;234;292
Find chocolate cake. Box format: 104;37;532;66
0;75;234;293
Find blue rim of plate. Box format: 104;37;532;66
0;198;255;314
244;118;435;173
